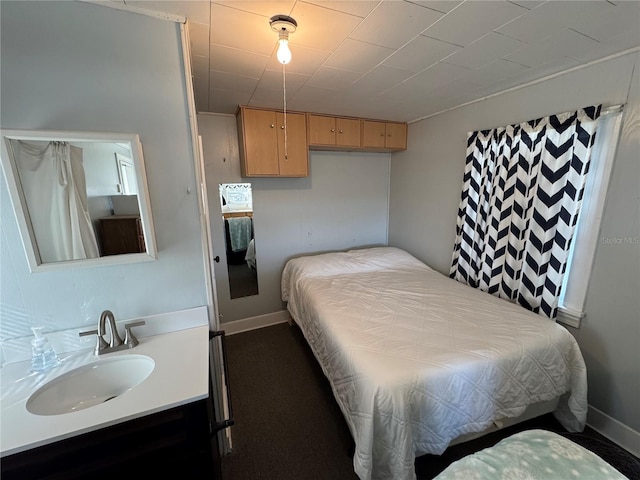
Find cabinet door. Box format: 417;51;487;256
100;217;142;255
336;118;361;147
362;120;386;148
385;122;407;150
308;115;336;145
276;112;309;177
241;108;280;176
0;400;218;480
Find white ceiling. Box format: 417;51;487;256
124;0;640;122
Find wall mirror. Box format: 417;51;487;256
0;129;157;272
219;183;258;299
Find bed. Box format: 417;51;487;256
281;247;588;480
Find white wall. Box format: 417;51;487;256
389;52;640;438
82;142;131;197
0;2;207;349
81;141;131;239
198;114;390;322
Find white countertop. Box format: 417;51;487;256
0;312;210;457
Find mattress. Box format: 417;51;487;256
281;247;588;480
434;429;627;480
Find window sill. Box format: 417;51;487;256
557;307;584;329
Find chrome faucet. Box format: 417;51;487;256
79;310;145;355
100;310;123;350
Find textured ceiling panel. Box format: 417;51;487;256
128;0;640;122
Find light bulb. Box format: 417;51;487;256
277;38;292;64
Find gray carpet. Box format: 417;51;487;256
221;323;639;480
561;432;640;480
222;323;357;480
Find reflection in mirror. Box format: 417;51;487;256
0;130;157;272
220;183;258;299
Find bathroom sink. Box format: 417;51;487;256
26;355;155;416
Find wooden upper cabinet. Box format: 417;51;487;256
336;118;361;147
308;114;361;149
276;111;308;177
308;115;335;145
384;122;407;150
237;106;407;178
362;121;386;149
237;106;309;177
362;120;407;151
239;108;279;176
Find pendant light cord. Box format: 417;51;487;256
283;61;288;160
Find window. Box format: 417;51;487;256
558;106;624;327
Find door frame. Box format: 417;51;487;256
180;21;233;455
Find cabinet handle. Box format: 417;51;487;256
380;133;385;136
331;128;335;133
339;130;343;134
281;125;285;129
270;124;275;128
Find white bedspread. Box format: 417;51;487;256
281;247;588;480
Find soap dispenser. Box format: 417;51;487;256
30;326;60;373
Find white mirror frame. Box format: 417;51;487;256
0;129;158;272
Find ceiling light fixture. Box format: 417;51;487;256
269;15;298;161
269;15;297;65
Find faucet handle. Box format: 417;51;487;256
124;321;145;348
79;329;108;355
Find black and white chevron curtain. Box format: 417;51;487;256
450;105;602;318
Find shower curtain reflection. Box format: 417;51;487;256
9;139;99;263
220;183;259;299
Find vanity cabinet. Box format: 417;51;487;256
362;120;407;151
237;106;308;177
307;114;361;149
99;215;145;255
0;398;220;480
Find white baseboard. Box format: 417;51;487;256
220;310;291;336
587;404;640;457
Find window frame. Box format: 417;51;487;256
558;106;624;328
